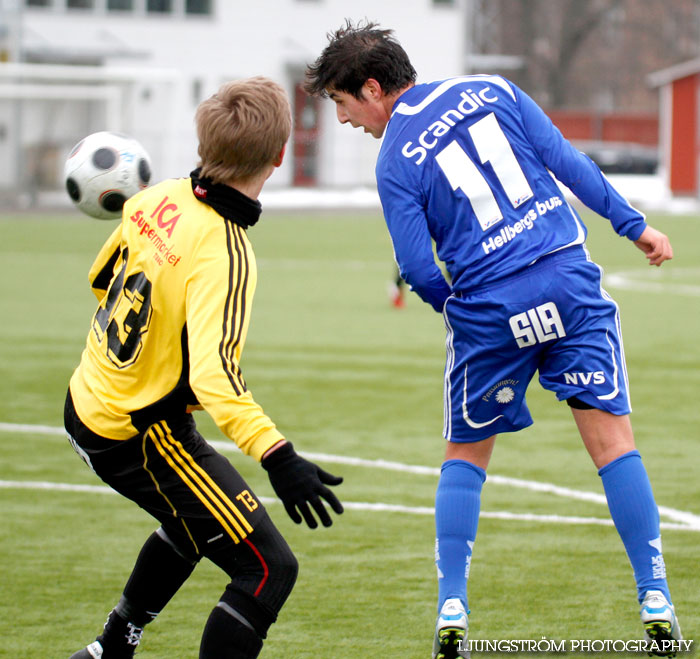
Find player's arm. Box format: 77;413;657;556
185;229;343;527
377;164;452;312
184;237;285;461
516;85;648;242
87;224;123;300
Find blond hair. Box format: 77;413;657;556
196;76;291;184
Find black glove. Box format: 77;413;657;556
262;442;344;528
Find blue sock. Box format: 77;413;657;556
599;450;671;604
435;459;486;612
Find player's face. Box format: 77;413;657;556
328;87;388;139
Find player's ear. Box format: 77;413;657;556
273;143;286;168
364;78;383;101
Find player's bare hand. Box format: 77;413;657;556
633;226;673;267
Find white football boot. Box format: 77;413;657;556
432;597;469;659
640;590;682;657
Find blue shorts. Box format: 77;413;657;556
443;246;631;443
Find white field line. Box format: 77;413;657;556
293;447;700;530
604;270;700;297
0;479;695;532
2;422;699;531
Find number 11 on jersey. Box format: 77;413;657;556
435;112;533;231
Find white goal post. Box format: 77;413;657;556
0;62;184;209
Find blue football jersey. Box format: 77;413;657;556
376;75;648;312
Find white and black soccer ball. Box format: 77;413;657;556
64;131;152;220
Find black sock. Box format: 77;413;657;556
199;604;263;659
96;609;143;658
94;531;197;657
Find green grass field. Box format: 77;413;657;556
1;207;698;658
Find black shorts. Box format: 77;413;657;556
64;389;267;560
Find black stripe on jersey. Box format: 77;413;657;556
230;225;250;373
91;245;122;292
145;421;254;545
219;222;249;395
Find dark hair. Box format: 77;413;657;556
304;19;417;99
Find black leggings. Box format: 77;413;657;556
65;389;298;635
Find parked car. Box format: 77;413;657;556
574;141;659;174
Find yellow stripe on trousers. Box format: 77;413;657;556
146;422;253;544
141;431;200;554
158;422;254;534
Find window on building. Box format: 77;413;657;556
67;0;94;7
25;0;52;7
147;0;172;12
186;0;211;14
191;78;203;105
433;0;455;5
108;0;133;9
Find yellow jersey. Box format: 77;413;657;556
69;173;284;461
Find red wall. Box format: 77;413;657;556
669;75;698;194
546;110;658;146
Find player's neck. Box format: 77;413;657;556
384;83;414;114
226;166;274;201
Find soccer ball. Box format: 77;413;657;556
64;131;152;220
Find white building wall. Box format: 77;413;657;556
8;0;466;195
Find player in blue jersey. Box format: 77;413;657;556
305;20;682;659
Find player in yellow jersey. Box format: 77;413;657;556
64;77;343;659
